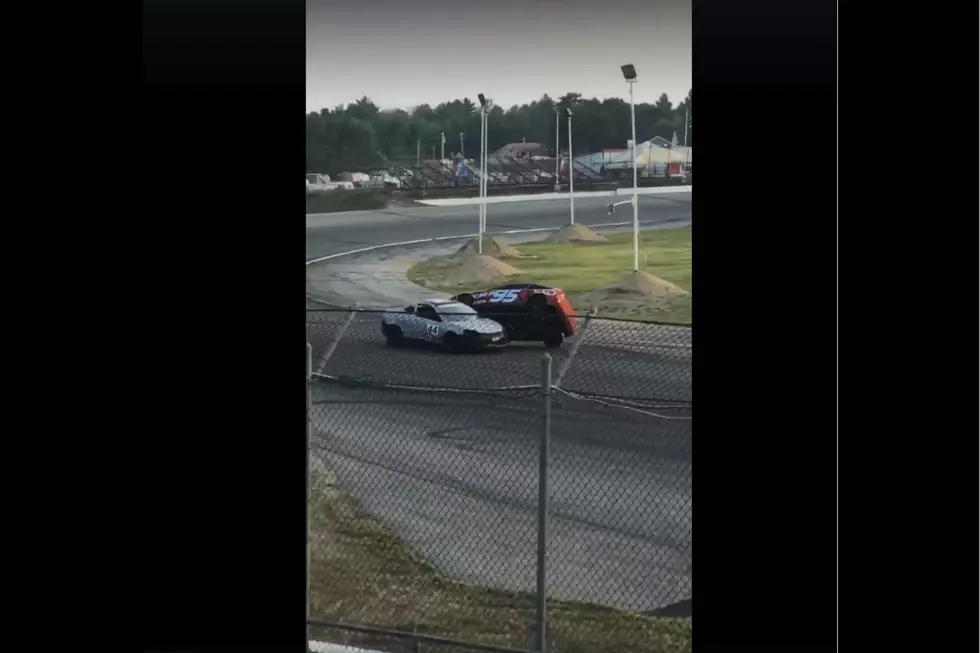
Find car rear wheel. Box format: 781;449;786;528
456;293;474;306
384;325;404;347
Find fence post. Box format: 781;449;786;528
536;353;553;653
315;303;359;375
554;310;595;389
305;342;312;651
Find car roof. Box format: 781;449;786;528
493;283;553;290
418;299;474;313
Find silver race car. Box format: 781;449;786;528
381;299;508;352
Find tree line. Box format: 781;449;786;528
306;90;692;175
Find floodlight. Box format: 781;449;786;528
478;93;487;107
621;64;637;81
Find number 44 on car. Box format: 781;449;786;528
380;299;508;353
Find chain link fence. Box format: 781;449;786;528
307;308;692;653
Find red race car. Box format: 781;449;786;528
452;283;577;348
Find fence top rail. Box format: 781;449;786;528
308;619;539;653
306;307;691;328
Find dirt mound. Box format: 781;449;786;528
603;271;689;298
580;271;690;313
455;236;521;258
438;252;522;287
545;224;608;243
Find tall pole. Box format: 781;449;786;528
460;132;465;159
304;343;312;636
684;108;689;147
567;114;575;226
535;354;553;653
479;109;486;255
440;132;445;160
629;81;639;272
554;110;560;192
416;139;422;199
483;110;489;240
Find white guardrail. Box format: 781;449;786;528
416;185;691;207
309;640;382;653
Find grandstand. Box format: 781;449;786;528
367;139;626;191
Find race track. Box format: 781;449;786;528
306;194;692;612
306;193;692;260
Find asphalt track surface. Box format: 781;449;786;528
305;193;691;260
306;194;692;612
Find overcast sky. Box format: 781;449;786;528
307;0;691;112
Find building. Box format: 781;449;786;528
578;139;692;177
636;142;692;176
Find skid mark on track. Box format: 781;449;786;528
320;440;688;550
425;426;517;447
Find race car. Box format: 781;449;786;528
380;298;508;353
452;284;577;348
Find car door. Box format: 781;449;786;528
397;304;426;340
414;303;444;342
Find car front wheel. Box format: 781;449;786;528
442;333;465;354
543;333;563;348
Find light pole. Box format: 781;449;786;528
566;107;575;226
478;94;487;255
477;94;492;255
622;63;639;272
460;132;465;159
554;108;561;192
483;103;489;239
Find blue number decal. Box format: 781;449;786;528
490;289;519;303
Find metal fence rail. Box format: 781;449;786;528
363;153;684;191
307;308;692;653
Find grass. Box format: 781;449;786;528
309;471;692;653
509;227;692;295
407;226;692;323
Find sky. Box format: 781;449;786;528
306;0;691;113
